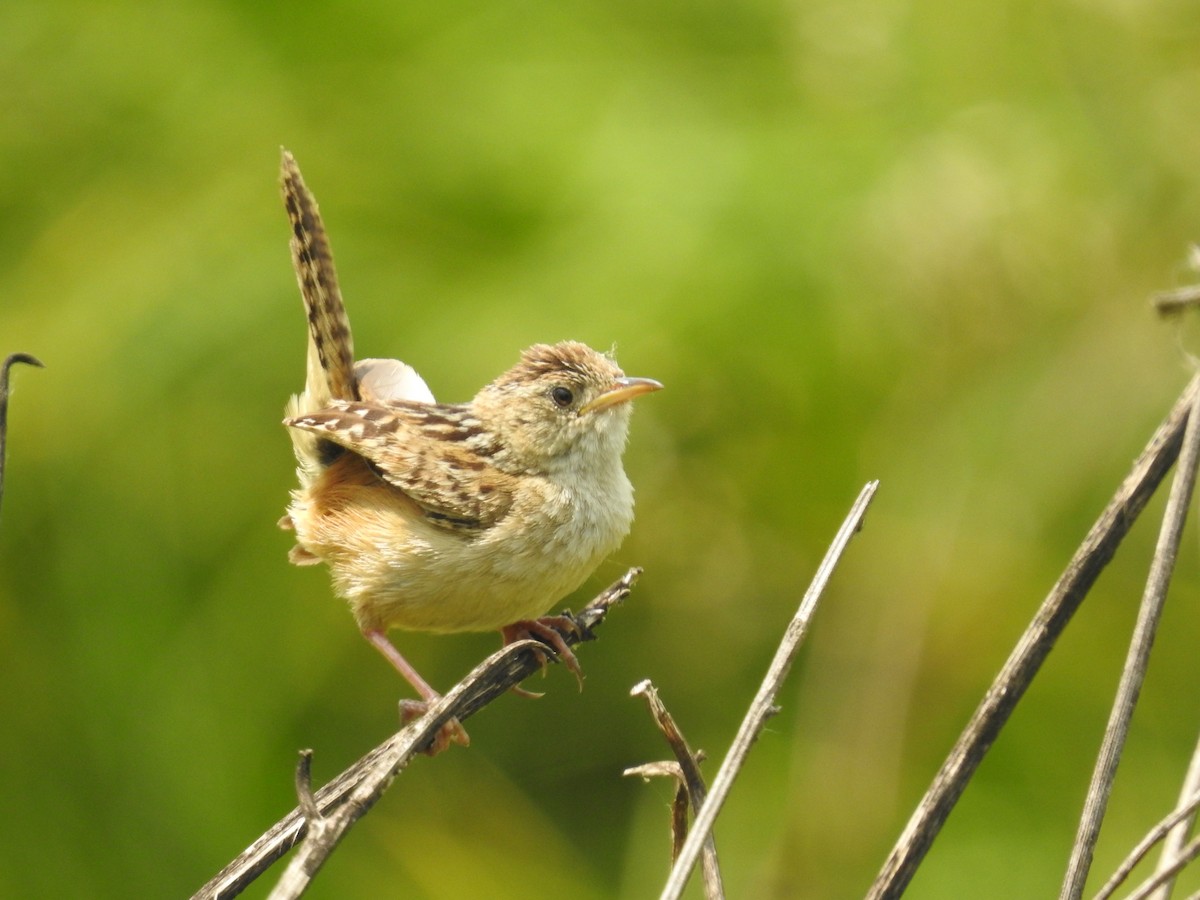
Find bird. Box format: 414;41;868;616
277;149;661;750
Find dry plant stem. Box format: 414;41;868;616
1154;286;1200;315
267;752;327;900
293;750;320;825
867;374;1200;900
1121;836;1200;900
671;783;689;861
192;568;640;900
265;651;512;900
1092;791;1200;900
1060;382;1200;900
1148;738;1200;900
0;352;43;518
659;480;880;900
630;679;725;900
623;763;693;865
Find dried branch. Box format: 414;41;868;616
867;374;1200;900
625;761;691;857
659;479;880;900
1154;247;1200;316
633;762;696;868
627;679;724;899
1148;737;1200;900
0;352;43;518
1121;836;1200;900
1061;378;1200;899
265;642;533;900
1153;285;1200;316
1092;790;1200;900
192;567;641;900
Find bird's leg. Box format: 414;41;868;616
500;616;584;691
363;630;469;752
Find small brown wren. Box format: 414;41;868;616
277;150;661;748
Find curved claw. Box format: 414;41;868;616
500;616;585;691
510;684;546;700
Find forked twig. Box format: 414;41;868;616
1092;789;1200;900
625;761;694;860
266;642;540;900
659;479;880;900
1148;737;1200;900
867;375;1200;900
193;568;641;900
0;352;44;518
627;679;724;899
1061;379;1200;899
1120;836;1200;900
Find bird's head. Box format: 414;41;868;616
473;341;661;474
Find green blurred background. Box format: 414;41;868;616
3;0;1200;896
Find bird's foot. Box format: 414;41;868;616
501;615;584;691
398;700;470;755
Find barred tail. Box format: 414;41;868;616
280;148;358;408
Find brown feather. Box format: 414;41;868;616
285;401;517;531
280;150;358;406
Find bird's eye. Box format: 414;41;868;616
550;386;575;408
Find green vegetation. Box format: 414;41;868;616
2;1;1199;896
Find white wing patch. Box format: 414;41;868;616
355;358;436;404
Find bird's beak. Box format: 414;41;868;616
581;376;663;414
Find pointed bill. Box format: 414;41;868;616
580;376;663;414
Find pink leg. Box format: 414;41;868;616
363;630;469;751
364;630;441;701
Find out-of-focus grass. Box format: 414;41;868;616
3;0;1200;896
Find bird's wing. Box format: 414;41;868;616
284;401;516;531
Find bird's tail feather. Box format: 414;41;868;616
281;149;358;488
281;149;358;410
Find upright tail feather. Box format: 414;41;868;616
281;149;359;490
281;149;358;409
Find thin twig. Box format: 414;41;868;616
193;568;641;900
267;644;536;899
628;679;724;899
1148;737;1200;900
867;375;1200;900
625;762;694;864
266;752;328;900
0;352;44;518
659;479;879;900
1092;790;1200;900
293;751;319;826
1060;380;1200;900
1153;285;1200;316
1121;836;1200;900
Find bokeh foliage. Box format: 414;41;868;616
3;0;1200;896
